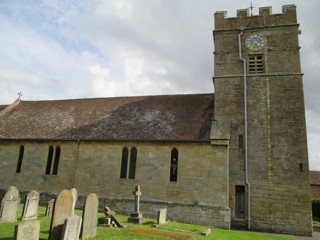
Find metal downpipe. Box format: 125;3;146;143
71;139;80;188
239;30;251;230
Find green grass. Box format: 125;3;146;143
0;204;298;240
313;219;320;227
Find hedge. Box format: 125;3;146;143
312;198;320;219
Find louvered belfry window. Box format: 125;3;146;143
248;55;264;74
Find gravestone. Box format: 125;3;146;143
61;215;82;240
157;208;167;225
81;193;98;239
0;186;20;223
98;206;124;228
128;185;144;224
71;188;78;215
21;190;39;221
45;199;54;218
201;227;212;236
48;189;73;240
14;219;40;240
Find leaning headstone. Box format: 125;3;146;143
21;190;39;221
14;219;40;240
98;207;113;226
48;189;73;240
110;215;125;228
201;227;212;236
128;185;144;224
157;208;167;225
61;215;82;240
71;188;78;215
45;199;54;218
0;186;20;222
81;193;98;239
98;206;124;228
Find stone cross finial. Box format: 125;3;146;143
133;185;142;212
250;1;255;16
18;92;23;100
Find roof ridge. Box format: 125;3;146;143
17;92;214;103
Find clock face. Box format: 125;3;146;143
245;34;267;52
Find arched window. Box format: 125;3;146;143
170;148;178;182
16;145;24;173
120;147;138;180
129;147;137;179
120;147;129;179
45;146;54;174
52;146;61;175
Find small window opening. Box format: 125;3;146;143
129;147;137;179
52;146;61;175
120;147;129;179
170;148;179;182
45;146;54;175
248;55;264;74
16;145;24;173
239;135;244;149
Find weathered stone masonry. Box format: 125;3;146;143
0;140;230;229
213;5;312;235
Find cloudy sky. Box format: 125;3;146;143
0;0;319;170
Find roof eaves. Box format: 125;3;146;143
0;137;211;143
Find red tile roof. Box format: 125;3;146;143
310;171;320;185
0;94;214;141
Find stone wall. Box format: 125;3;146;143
0;140;230;227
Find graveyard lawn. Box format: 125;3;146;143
0;204;295;240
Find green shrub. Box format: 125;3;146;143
312;198;320;219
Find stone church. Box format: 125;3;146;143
0;5;312;236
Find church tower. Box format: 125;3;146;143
213;5;312;235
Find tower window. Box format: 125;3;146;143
170;148;179;182
16;145;24;173
248;55;264;74
239;135;244;149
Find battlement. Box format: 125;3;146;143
214;5;297;31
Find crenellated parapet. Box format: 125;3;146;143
214;5;297;31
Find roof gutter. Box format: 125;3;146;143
71;139;80;188
0;138;212;143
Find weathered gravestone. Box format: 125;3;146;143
128;185;144;224
98;206;124;228
81;193;98;239
61;215;82;240
14;219;40;240
21;190;39;221
45;199;54;218
48;189;73;240
157;208;167;225
71;188;78;215
0;186;20;223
